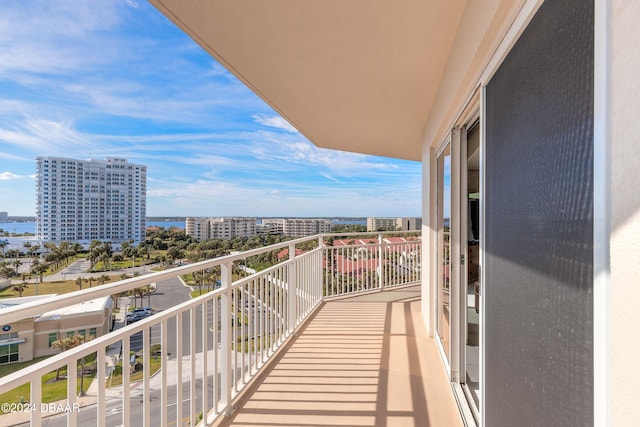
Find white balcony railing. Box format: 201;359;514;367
0;231;420;427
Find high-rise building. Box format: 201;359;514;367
0;212;7;222
36;157;146;244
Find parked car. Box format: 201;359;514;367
126;312;151;324
126;307;152;320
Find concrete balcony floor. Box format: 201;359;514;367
217;285;463;427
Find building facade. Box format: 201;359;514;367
0;212;7;223
36;157;146;245
185;217;210;241
185;217;257;241
366;217;422;231
262;218;331;237
0;295;112;364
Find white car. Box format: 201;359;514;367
127;307;152;319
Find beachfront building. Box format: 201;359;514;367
185;217;257;241
35;157;147;246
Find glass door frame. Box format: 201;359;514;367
432;91;483;423
454;95;483;422
434;138;453;376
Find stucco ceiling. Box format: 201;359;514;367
150;0;467;161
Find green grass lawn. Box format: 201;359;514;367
106;356;162;388
0;278;120;299
0;363;96;414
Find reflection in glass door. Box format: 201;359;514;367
437;144;451;362
463;122;481;412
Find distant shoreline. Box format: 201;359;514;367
3;216;368;223
0;217;369;235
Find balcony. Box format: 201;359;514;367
0;232;461;427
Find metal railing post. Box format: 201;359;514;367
220;260;233;416
318;236;325;300
378;233;384;290
287;244;297;333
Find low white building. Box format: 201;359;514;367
0;295;112;364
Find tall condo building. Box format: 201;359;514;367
36;157;147;244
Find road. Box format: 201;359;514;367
19;376;218;427
127;277;220;358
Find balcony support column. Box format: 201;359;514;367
287;244;297;334
220;261;234;416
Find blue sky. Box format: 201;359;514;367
0;0;422;218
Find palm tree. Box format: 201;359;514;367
50;335;83;380
12;258;21;275
31;262;49;295
12;281;28;297
22;241;32;257
50;335;94;395
142;285;152;306
0;239;8;257
99;251;111;272
87;276;95;288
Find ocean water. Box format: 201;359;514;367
0;221;186;235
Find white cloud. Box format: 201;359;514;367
251;137;402;175
0;172;23;181
320;173;343;184
0;119;93;154
252;115;298;133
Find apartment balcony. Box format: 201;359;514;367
0;232;461;427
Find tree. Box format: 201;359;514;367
50;335;83;381
99;251;111;272
0;261;12;279
166;246;183;265
76;276;84;290
31;262;49;295
22;241;32;257
142;285;152;306
87;276;94;288
12;281;28;297
0;239;8;257
50;335;94;395
5;249;19;260
12;258;21;275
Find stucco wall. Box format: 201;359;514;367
610;0;640;425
